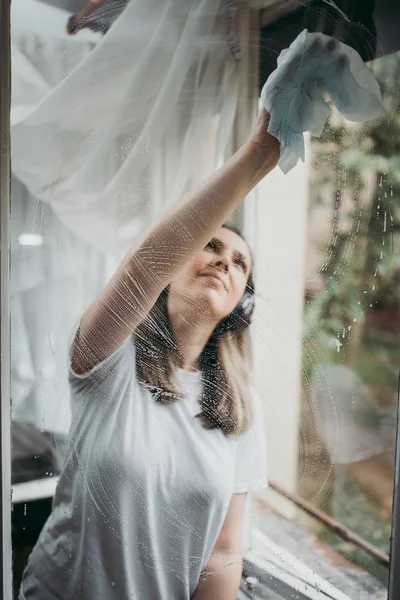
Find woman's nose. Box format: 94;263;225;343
214;258;229;272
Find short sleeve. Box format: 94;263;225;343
233;388;268;494
67;320;136;399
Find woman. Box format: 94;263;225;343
19;109;280;600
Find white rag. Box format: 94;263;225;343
261;29;385;173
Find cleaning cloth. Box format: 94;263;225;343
261;29;384;173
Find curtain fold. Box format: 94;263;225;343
11;0;242;258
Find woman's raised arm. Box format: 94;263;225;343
71;110;280;374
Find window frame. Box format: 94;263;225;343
0;0;12;598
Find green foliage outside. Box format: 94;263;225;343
300;51;400;581
304;51;400;348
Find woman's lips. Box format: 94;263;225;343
199;273;226;290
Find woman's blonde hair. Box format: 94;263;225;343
132;224;255;436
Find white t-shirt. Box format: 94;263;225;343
20;331;267;600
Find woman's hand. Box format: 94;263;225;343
66;0;104;35
248;109;280;169
243;109;280;177
249;109;280;151
66;15;80;35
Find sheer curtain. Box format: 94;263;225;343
11;0;104;434
11;0;245;258
11;177;105;434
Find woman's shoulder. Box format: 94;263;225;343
68;327;136;388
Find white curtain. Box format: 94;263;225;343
11;177;106;434
11;0;244;258
11;4;105;434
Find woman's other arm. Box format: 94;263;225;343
191;493;247;600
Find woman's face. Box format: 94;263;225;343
168;227;252;326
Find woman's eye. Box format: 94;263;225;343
205;241;216;251
234;258;247;272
